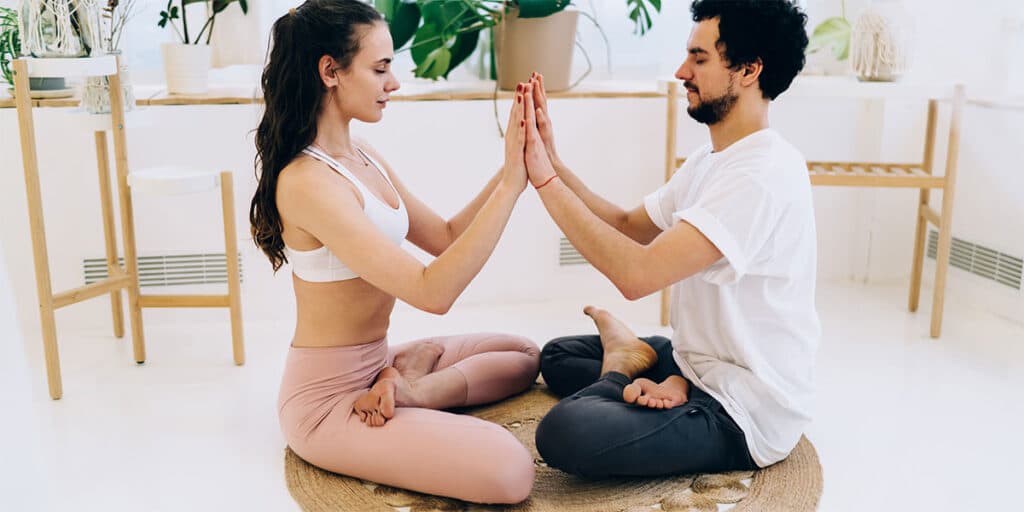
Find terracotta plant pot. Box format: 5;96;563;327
494;9;580;92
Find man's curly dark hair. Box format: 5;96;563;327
690;0;809;100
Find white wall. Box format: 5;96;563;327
1;0;1021;343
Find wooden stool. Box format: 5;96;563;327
13;55;143;400
127;166;245;366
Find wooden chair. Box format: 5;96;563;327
661;81;966;338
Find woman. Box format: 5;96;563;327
250;0;539;504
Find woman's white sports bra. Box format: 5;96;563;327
284;146;409;282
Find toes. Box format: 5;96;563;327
623;383;642;403
583;305;596;316
637;394;650;406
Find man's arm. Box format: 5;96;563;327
534;177;722;299
523;84;722;299
529;72;661;245
551;162;663;245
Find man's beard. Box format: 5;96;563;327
686;84;738;125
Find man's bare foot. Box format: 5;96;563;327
584;306;658;379
623;375;690;409
392;341;445;381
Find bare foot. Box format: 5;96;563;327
623;375;689;409
353;367;402;427
392;341;445;381
584;306;658;379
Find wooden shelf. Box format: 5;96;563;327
807;161;946;188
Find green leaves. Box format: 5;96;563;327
515;0;571;19
403;0;498;80
626;0;661;36
158;0;180;29
159;1;248;43
378;0;421;50
377;0;661;80
808;16;851;60
212;0;248;15
0;6;20;85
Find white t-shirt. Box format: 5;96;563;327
643;129;820;467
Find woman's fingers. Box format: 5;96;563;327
523;83;538;139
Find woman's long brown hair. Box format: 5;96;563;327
250;0;383;271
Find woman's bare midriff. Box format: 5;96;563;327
290;273;396;348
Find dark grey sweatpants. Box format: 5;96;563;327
535;335;759;478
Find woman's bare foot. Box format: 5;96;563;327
584;306;658;380
392;341;445;381
623;375;689;409
353;367;401;427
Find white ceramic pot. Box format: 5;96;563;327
161;42;212;95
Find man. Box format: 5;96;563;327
522;0;820;477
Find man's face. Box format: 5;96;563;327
674;18;739;125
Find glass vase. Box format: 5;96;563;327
81;52;134;114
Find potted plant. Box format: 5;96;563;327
1;5;64;98
375;0;661;91
3;1;107;98
156;0;248;94
19;0;103;58
1;6;22;89
82;0;138;113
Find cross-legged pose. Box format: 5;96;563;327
522;0;821;477
251;0;540;504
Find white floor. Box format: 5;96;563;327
2;283;1022;512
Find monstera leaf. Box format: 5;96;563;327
626;0;661;35
407;0;495;80
808;16;851;60
376;0;420;50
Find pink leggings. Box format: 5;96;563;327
278;333;541;504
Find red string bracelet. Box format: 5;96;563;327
534;175;559;190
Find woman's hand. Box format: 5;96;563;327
500;83;528;194
529;72;564;170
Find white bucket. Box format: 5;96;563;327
161;43;212;95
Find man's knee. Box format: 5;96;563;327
535;399;606;477
539;337;580;393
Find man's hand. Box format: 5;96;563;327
529;72;565;171
523;82;558;188
500;82;529;194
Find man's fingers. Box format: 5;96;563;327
531;72;549;111
524;83;537;129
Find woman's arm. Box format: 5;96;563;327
279;93;528;314
357;140;503;257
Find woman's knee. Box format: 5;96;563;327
469;437;535;504
503;334;541;383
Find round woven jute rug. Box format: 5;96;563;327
284;385;823;512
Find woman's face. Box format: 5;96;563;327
326;21;400;123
